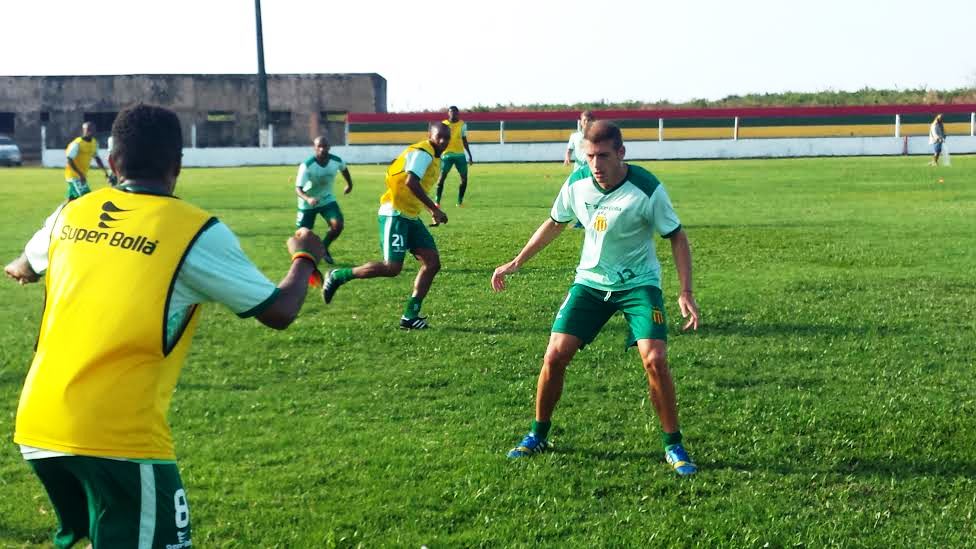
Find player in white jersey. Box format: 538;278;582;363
492;121;701;475
564;110;595;171
295;136;353;265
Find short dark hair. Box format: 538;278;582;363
584;120;623;149
110;104;182;180
448;105;459;111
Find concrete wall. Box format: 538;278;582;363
0;74;386;159
42;135;976;168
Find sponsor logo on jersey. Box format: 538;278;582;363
593;214;608;232
58;202;159;255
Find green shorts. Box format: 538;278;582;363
440;153;468;178
296;201;343;229
28;456;191;549
378;214;436;263
65;178;91;200
552;284;668;348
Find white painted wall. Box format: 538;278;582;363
42;136;975;168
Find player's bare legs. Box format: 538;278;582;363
410;248;440;301
349;261;402;279
535;332;582;421
325;218;343;246
637;339;678;433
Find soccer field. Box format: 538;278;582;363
1;156;974;547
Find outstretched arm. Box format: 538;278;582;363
256;228;325;330
668;229;699;330
491;218;568;291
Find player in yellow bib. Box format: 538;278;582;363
433;106;474;213
323;123;450;330
64;122;112;200
8;104;325;548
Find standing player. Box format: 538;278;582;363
295;135;353;264
64;121;112;200
928;113;946;166
491;121;701;476
433;106;474;213
564;110;595;171
9;104;326;547
322;123;450;330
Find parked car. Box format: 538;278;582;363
0;135;22;166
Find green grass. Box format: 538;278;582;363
1;156;974;547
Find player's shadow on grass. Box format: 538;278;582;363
707;457;976;479
440;325;550;336
832;456;976;478
0;522;49;546
699;321;910;339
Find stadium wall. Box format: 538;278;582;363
0;74;386;160
40;136;976;168
39;104;976;166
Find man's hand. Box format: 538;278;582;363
431;207;448;226
4;254;40;285
678;291;700;331
306;197;318;207
287;228;325;262
468;157;475;165
343;183;352;195
491;260;519;292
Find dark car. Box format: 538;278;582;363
0;135;22;166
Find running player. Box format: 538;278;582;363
322;123;450;330
295;135;353;264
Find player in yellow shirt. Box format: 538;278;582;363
9;104;325;548
433;106;474;213
64;122;112;200
323;123;451;329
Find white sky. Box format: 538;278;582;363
3;0;974;112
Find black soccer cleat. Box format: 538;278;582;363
322;270;341;304
399;316;429;330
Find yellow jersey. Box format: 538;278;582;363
15;188;215;460
442;119;467;155
379;140;441;218
64;136;100;180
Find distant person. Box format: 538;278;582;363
322;123;450;330
433;106;474;213
491;121;701;476
564;110;595;171
64;121;112;200
294;135;353;264
8;104;325;548
928;114;946;166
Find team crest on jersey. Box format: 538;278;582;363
593;214;608;232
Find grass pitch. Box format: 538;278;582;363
1;156;974;547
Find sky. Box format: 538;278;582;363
3;0;974;112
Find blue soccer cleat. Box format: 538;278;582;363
665;444;698;476
507;433;550;459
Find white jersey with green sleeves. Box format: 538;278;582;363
296;154;347;210
550;164;681;291
567;130;587;169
